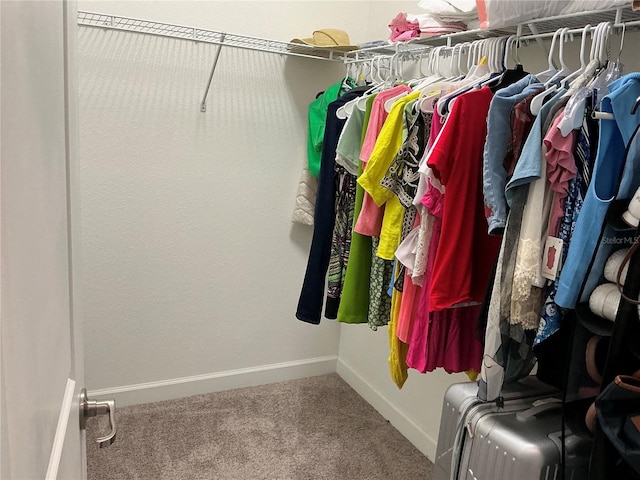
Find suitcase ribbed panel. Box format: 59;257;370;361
464;434;518;480
432;399;458;480
460;402;591;480
433;382;480;480
436;398;464;463
434;379;560;480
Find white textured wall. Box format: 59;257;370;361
77;1;420;393
77;4;343;391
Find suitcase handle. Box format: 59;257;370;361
516;399;562;422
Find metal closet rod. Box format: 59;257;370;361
517;19;640;42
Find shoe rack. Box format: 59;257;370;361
586;211;640;479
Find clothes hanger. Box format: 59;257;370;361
407;49;432;87
355;61;367;86
353;55;389;112
560;22;623;131
418;45;463;113
478;35;527;93
602;22;624;85
557;24;593;134
529;28;568;115
511;36;523;67
542;28;571;87
455;37;505;89
509;35;524;69
413;47;445;87
589;22;616;103
417;46;457;113
384;52;410;112
456;42;467;78
590;22;628;121
410;49;444;114
561;24;590;88
336;62;358;119
535;28;561;82
435;38;495;116
410;46;448;100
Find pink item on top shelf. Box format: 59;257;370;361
389;12;467;43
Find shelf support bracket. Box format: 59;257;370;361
200;33;226;113
526;23;548;56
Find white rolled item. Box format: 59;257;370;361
589;283;621;322
604;248;630;285
623;186;640;227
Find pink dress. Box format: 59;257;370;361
396;215;422;344
406;184;483;374
355;85;412;237
396;110;443;343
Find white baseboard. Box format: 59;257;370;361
336;358;437;461
88;356;337;407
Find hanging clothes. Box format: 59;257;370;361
480;86;565;401
337;95;377;325
296;87;368;325
356;85;412;238
535;96;598;348
424;87;501;311
555;75;640;309
508;89;567;329
483;74;542;235
296;37;640;395
306;80;353;177
325;163;357;318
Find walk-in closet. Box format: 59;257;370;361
4;1;640;479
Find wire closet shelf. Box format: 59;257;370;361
405;5;640;47
77;11;359;61
78;7;640;61
77;7;640;110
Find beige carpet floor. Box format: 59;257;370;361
86;373;433;480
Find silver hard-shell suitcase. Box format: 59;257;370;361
458;397;592;480
432;377;559;480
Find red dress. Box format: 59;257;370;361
407;88;500;374
426;87;501;311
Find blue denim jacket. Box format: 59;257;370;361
504;88;567;207
483;75;542;235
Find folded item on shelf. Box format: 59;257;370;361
389;12;420;42
477;0;632;30
418;0;477;22
389;12;467;42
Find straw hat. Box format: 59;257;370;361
290;29;358;52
